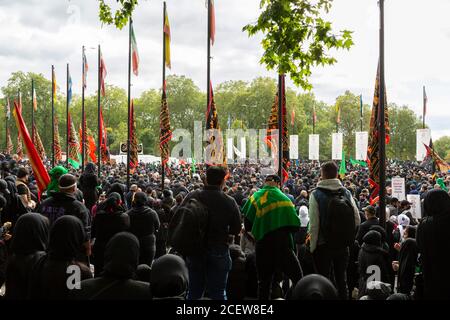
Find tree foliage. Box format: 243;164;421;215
1;72;425;161
243;0;354;90
98;0;139;29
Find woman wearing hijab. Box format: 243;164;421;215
79;162;100;212
150;254;189;300
357;230;392;298
107;182;126;204
126;192;160;267
291;274;338;300
417;189;450;299
5;213;49;299
392;226;418;295
71;232;151;300
91;192;129;276
28;215;92;299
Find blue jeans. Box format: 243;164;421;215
186;246;232;300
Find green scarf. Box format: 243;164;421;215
46;166;69;193
242;186;300;242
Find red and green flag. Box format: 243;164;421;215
131;22;140;76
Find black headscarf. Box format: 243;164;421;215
150;254;189;299
132;192;148;208
103;232;139;279
11;213;49;255
97;192;123;213
107;182;126;203
362;230;382;246
48;216;87;261
291;274;338;300
84;162;97;175
423;189;450;217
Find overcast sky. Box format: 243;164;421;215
1;0;450;139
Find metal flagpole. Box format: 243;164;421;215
127;18;132;190
379;0;387;229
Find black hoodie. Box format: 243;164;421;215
71;232;151;300
150;253;188;300
417;189;450;299
5;213;49;299
397;238;418;295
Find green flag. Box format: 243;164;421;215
339;151;346;179
350;157;368;167
191;159;196;174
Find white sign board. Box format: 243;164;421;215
290;135;299;159
239;137;246;160
407;194;422;219
309;134;320;160
416;129;431;161
355;131;369;160
391;177;406;201
332;133;343;160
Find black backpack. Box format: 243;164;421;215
316;187;356;248
169;196;209;256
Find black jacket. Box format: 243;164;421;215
38;192;91;239
397;238;418;295
356;218;379;245
357;243;391;297
182;186;241;248
79;173;99;211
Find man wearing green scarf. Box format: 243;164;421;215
242;174;302;299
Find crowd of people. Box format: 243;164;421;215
0;152;450;300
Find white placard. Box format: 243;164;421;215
391;177;406;201
290;135;299;159
332;133;343;160
416;129;431;161
355;131;369;160
407;194;422;219
309;134;320;160
227;138;234;160
239;137;246;160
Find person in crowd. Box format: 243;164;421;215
356;205;379;245
308;161;360;300
183;166;241;300
417;189;450;299
291;274;338;300
242;174;302;300
387;197;399;216
399;200;418;226
28;216;92;299
38;174;91;245
392;225;418;295
91;192;129;276
71;232;151;300
125;184;138;210
126;192;160;267
357;230;392;298
44;166;68;197
15;167;36;213
5;213;49;299
79;162;100;212
150;253;189;300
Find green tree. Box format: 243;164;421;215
243;0;353;90
434;136;450;161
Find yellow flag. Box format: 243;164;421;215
52;68;57;100
164;7;171;69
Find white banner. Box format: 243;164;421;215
391;177;406;201
239;137;246;160
416;129;431;161
407;194;422;219
290;135;299;159
355;131;369;160
227;138;234;160
309;134;320;160
332;133;343;160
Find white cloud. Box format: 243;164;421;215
1;0;449;140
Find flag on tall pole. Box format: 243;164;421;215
129;99;138;170
99;109;110;164
12;99;50;194
83;46;89;89
66;63;71;167
100;49;107;97
16;134;23;159
5;127;13;155
339;150;347;179
67;112;81;169
32;86;37;112
210;0;216;45
423;143;450;173
53;116;62;163
205;82;225;165
160;82;172;173
81;46;88;170
32;124;46;161
131;22;140;76
367;64;390;205
51;65;56;167
423;86;427;129
164;4;171;69
280;75;289;183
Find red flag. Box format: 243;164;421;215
99;109;110;164
210;0;215;45
88;134;97;163
160;82;172;170
12;100;50;194
100;52;107;97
